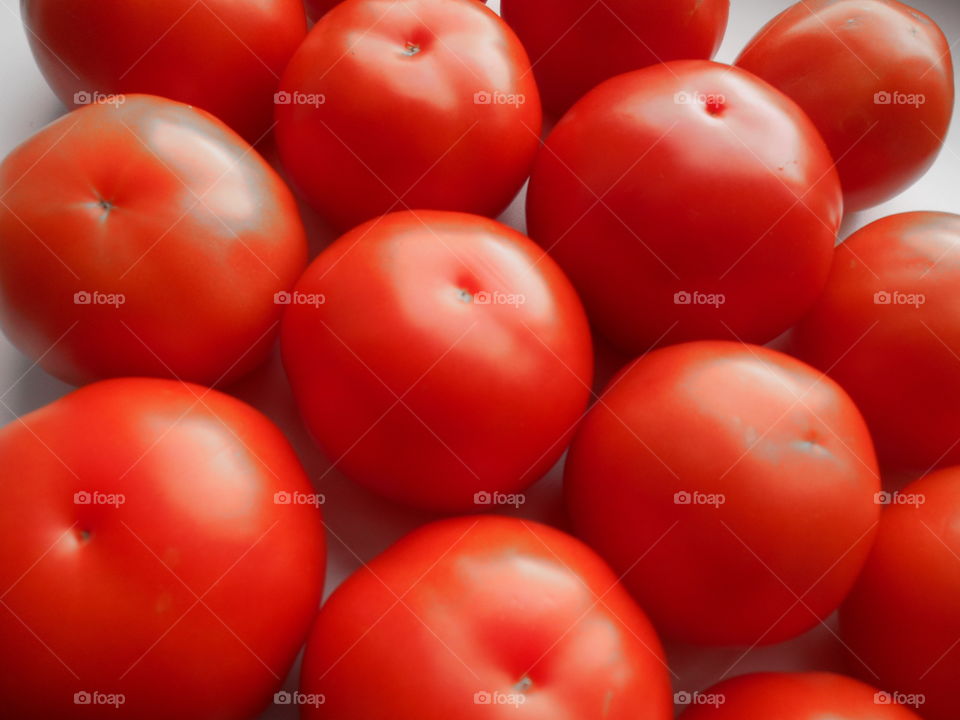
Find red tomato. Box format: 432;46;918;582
305;0;485;21
677;672;922;719
792;212;960;472
299;515;673;719
526;60;842;356
840;468;960;720
0;378;326;720
565;341;880;645
0;95;307;387
281;210;592;512
275;0;541;231
20;0;306;141
501;0;729;116
737;0;954;211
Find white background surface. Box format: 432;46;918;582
0;0;958;717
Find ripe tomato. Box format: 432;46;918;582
501;0;729;116
275;0;541;231
0;95;307;387
737;0;954;211
305;0;485;21
565;341;880;646
20;0;306;142
299;515;673;719
840;467;960;720
281;210;592;512
677;672;922;719
0;378;326;720
792;212;960;472
526;60;842;356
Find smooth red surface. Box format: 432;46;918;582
276;0;541;230
281;210;593;512
21;0;306;141
299;515;673;719
0;378;326;719
565;341;880;645
840;468;960;720
792;212;960;472
678;672;922;719
526;60;842;355
501;0;729;116
737;0;954;210
305;0;485;21
0;95;307;387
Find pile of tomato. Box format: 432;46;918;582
0;0;957;718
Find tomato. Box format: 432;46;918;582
792;212;960;472
840;467;960;720
565;341;880;646
275;0;541;231
0;95;307;387
737;0;954;211
20;0;306;142
299;515;672;719
677;672;922;719
304;0;485;21
501;0;729;116
281;210;592;512
0;378;326;719
526;60;842;356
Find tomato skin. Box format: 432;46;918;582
501;0;729;116
0;95;307;387
20;0;306;141
299;515;673;720
304;0;484;21
737;0;954;211
678;672;922;719
281;210;592;512
526;60;842;356
275;0;541;231
840;468;960;720
792;212;960;472
565;341;880;646
0;378;326;720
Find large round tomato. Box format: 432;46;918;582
526;60;842;356
299;515;672;719
565;341;880;646
501;0;729;116
21;0;306;141
275;0;541;231
840;467;960;720
737;0;954;211
281;210;592;512
792;212;960;472
0;378;326;719
678;672;922;719
0;95;307;387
